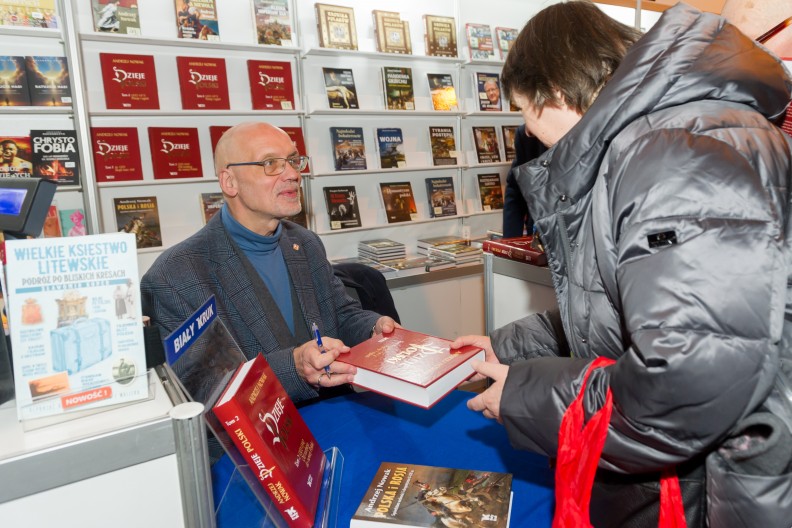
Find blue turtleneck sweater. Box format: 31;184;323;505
221;206;294;334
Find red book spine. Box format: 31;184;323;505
482;240;547;266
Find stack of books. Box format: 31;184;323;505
416;235;468;255
427;243;483;265
358;238;406;262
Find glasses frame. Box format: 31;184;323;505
756;15;792;44
226;155;309;176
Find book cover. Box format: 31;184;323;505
175;56;229;110
5;232;149;421
466;23;494;60
380;182;417;224
175;0;219;41
148;127;202;180
322;67;358;109
376;127;405;169
477;173;504;211
427;73;457;112
358;239;405;259
482;236;548;266
416;235;467;253
323;185;361;230
0;135;33;177
25;56;71;107
476;72;502;112
90;127;144;183
373;10;411;55
287;188;308;228
252;0;293;46
247;59;295;110
382;66;414;111
472;126;501;164
31;129;79;185
352;462;512;527
330;126;366;171
423;14;457;58
208;125;232;162
58;208;87;237
338;327;484;408
0;56;30;106
428;126;457;166
92;0;140;35
114;196;162;248
495;27;518;59
378;255;453;273
99;53;160;110
428;242;482;264
425;177;457;218
0;0;58;28
213;353;326;528
199;191;223;224
281;126;310;173
315;3;357;50
41;204;61;238
502;125;518;162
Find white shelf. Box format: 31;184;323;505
0;26;61;39
303;47;464;64
311;165;465;177
79;32;301;54
466;111;522;117
89;110;303;117
316;210;502;236
0;106;73;115
308;109;463;117
466;162;512;169
464;58;505;66
97;177;218;188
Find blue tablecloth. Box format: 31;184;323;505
213;389;555;527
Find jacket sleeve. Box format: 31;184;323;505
500;126;789;473
490;308;570;363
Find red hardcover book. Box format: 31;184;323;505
176;56;230;110
213;353;326;528
482;236;548;266
247;59;295;111
147;127;202;179
100;53;160;110
91;127;144;182
209;125;232;163
337;328;484;408
281;126;310;174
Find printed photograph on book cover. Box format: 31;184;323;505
476;72;502;112
382;66;414;110
330;127;366;171
472;126;501;164
31;129;79;185
0;135;32;177
477;173;504;211
425;177;457;218
199;192;223;224
427;73;457;111
466;23;494;60
114;196;162;248
253;0;293;46
495;27;518;59
323;185;361;230
25;56;71;107
322;67;358;109
0;56;30;106
92;0;140;35
175;0;219;41
428;126;457;166
0;1;58;28
58;208;86;237
380;182;417;223
41;204;61;238
377;128;406;169
502;125;518;162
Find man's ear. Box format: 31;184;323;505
218;168;238;197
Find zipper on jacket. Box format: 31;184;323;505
556;193;576;358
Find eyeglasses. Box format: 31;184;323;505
226;155;309;176
756;15;792;44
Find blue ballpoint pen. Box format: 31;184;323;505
311;322;331;373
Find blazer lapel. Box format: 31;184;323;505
280;228;322;334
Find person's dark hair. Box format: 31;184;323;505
502;1;642;114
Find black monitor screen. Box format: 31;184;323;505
0;188;27;216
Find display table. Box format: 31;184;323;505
213;389;555;526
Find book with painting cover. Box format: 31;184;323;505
175;0;219;41
338;327;484;408
502;125;518;162
0;56;30;106
376;128;406;170
416;235;467;254
425;177;457;218
92;0;140;35
281;126;310;173
472;126;501;164
99;53;159;110
322;67;358;109
31;129;79;185
373;10;411;55
330;127;366;171
495;27;519;59
482;236;548;266
25;56;71;107
0;0;58;28
199;192;223;224
427;73;457;112
466;23;494;60
148;127;202;180
380;182;417;224
428;126;457;166
352;462;512;527
176;56;230;110
212;352;326;528
323;185;361;230
423;14;457;58
382;66;414;111
247;59;295;110
252;0;293;46
0;135;32;177
315;3;357;51
58;208;86;237
475;72;502;112
41;204;61;238
114;196;162;248
427;242;482;264
91;127;144;183
477;173;504;211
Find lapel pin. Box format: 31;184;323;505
293;244;300;251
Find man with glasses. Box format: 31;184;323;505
142;122;397;404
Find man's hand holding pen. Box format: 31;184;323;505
293;334;356;389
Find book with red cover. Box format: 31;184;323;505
281;126;310;174
176;56;230;110
482;236;548;266
91;127;144;182
213;353;326;528
147;127;202;179
337;328;485;408
208;125;232;163
247;60;295;111
99;53;160;110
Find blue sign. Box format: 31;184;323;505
164;295;217;365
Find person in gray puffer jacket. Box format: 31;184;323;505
455;2;792;526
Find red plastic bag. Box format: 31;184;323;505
552;357;686;528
